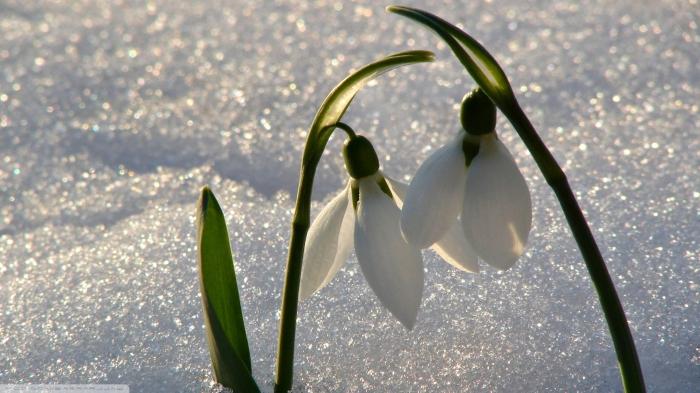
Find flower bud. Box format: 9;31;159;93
460;88;496;136
343;136;380;179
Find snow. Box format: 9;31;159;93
1;0;699;391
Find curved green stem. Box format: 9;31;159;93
387;6;645;392
273;50;434;393
333;121;358;139
504;103;645;393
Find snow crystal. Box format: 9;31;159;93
1;0;699;392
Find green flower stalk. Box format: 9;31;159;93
387;5;645;392
273;50;434;393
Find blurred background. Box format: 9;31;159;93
1;0;698;391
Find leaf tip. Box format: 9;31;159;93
200;185;211;207
199;186;222;216
385;4;405;13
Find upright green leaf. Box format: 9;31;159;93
197;187;260;392
387;6;515;111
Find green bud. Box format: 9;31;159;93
343;135;380;179
460;88;496;136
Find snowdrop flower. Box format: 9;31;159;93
299;133;424;328
299;125;484;327
400;88;532;270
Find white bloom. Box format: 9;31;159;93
299;173;424;329
384;177;479;274
400;132;532;270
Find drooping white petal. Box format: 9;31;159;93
383;174;408;207
400;136;469;248
386;176;478;273
461;134;532;270
431;221;480;273
299;185;354;300
354;176;424;329
383;174;408;205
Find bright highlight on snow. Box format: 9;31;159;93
9;1;700;392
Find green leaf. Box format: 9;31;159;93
387;6;515;111
197;187;260;392
302;50;434;167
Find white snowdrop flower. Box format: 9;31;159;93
299;135;424;329
400;88;532;270
384;176;480;274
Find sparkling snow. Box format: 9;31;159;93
1;0;699;392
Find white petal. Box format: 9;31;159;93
355;177;424;329
432;221;480;273
299;185;354;300
400;136;468;248
384;175;407;205
386;176;478;273
461;135;532;270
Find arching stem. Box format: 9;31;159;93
504;101;645;393
273;50;434;392
387;6;645;392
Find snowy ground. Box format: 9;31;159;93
1;0;699;392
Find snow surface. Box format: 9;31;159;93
1;0;699;391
